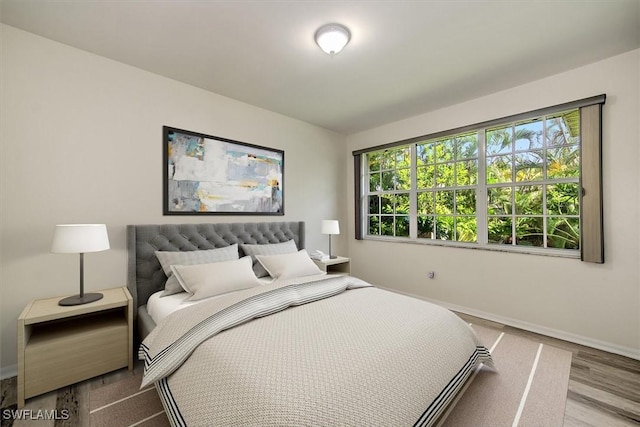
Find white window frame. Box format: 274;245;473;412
354;95;605;262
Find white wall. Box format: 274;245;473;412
346;49;640;358
0;25;347;375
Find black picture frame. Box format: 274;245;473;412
163;126;284;215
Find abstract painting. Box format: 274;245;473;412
163;126;284;215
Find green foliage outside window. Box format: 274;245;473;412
486;110;580;249
365;109;581;252
368;147;411;237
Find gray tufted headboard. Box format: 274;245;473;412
126;221;305;318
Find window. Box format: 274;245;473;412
354;95;605;262
485;111;580;249
367;147;411;237
415;132;478;242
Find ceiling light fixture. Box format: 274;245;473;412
315;23;351;55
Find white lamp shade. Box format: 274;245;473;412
321;220;340;235
315;23;350;55
51;224;110;253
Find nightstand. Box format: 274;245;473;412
313;256;350;275
17;287;133;408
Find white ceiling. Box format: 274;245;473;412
2;0;639;134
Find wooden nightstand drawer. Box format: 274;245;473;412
17;287;133;407
24;311;128;397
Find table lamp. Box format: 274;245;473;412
321;220;340;259
51;224;110;306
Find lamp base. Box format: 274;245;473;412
58;293;103;306
329;255;338;259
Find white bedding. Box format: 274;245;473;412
147;276;277;324
140;275;494;426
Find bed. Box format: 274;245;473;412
127;221;493;427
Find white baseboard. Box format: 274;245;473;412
378;286;640;361
1;364;17;380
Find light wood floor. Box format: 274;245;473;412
2;313;639;426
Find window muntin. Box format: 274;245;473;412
362;109;581;254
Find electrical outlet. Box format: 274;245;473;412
428;271;435;279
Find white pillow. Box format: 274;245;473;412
170;256;261;301
155;245;239;296
240;240;298;278
255;249;324;280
